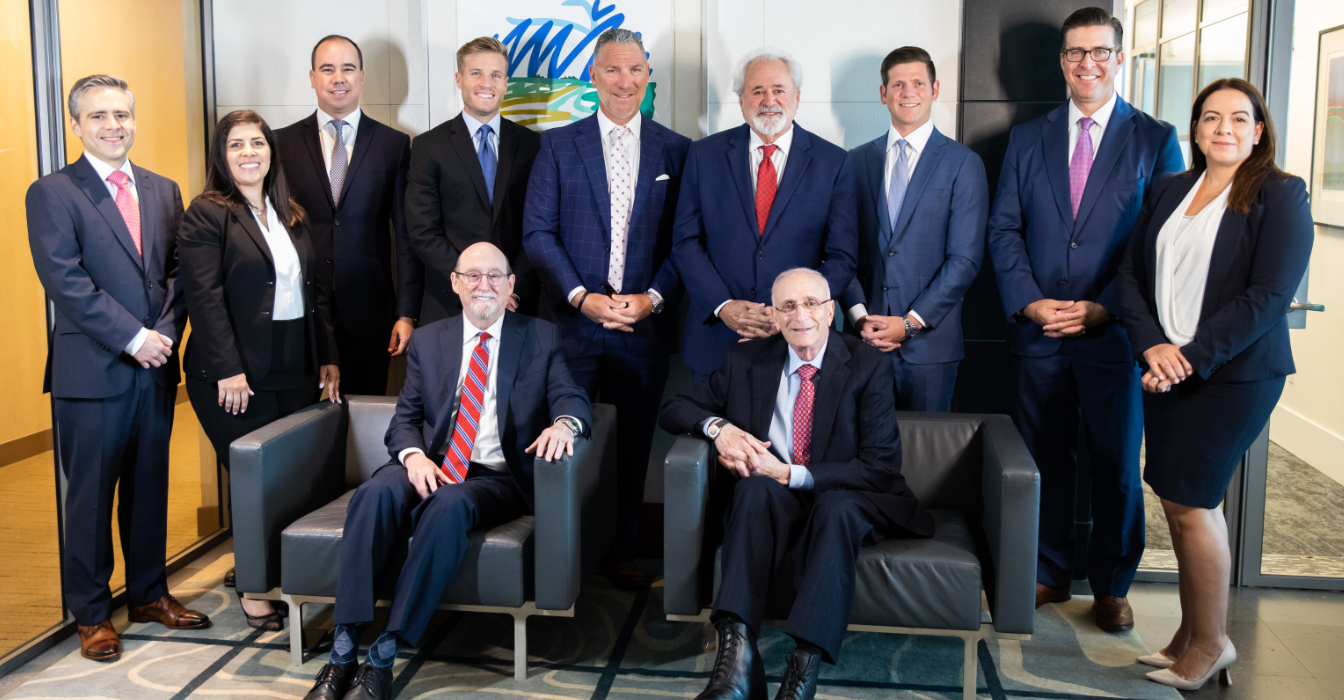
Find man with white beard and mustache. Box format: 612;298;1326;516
302;242;590;700
672;48;858;384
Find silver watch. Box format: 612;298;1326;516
555;416;582;435
903;315;921;340
706;418;727;439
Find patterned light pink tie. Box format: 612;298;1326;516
1069;116;1095;220
106;170;142;256
607;125;633;293
792;365;818;466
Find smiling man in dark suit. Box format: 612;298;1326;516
274;34;423;396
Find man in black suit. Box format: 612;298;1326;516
660;268;932;700
26;75;211;664
300;242;591;700
406;37;541;322
274;34;422;396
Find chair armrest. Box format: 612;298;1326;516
230;400;347;593
980;414;1040;635
663;434;713;616
534;403;617;610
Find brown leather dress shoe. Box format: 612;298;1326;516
1093;595;1134;632
128;594;212;630
78;620;121;662
1035;583;1072;609
599;561;647;590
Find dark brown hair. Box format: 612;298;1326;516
880;46;936;85
1188;78;1284;214
1060;7;1124;50
311;34;363;70
198;110;305;228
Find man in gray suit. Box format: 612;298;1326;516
26;74;211;664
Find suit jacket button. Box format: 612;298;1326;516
147;282;153;289
1070;242;1079;249
334;220;341;226
758;254;764;260
1059;278;1069;285
750;287;756;295
326;257;334;265
882;286;889;291
888;250;896;256
604;245;610;252
143;316;151;323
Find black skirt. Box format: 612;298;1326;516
254;317;314;391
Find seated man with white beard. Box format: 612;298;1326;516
302;242;591;700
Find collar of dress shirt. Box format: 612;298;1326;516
84;151;135;186
463;312;507;347
317;106;362;133
886;119;935;158
749;121;795;158
785;338;827;377
597;108;642;145
1067;91;1117;132
461;109;502;141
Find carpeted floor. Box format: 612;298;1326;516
2;554;1183;700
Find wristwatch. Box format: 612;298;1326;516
647;288;666;315
902;315;922;340
554;416;582;435
706;418;727;439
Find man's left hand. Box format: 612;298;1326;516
857;314;916;352
610;294;653;326
746;441;790;486
1043;301;1109;337
526;422;576;462
388;317;414;356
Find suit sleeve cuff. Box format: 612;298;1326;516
567;286;586;304
847;304;868;325
124;327;150;356
788;464;815;490
399;447;426;466
907;309;927;328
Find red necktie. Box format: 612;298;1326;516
442;331;492;484
792;364;817;466
106;170;142;256
755;144;779;237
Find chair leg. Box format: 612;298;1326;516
963;634;978;700
283;594;305;667
513;611;528;681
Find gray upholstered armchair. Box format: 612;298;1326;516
662;412;1039;700
229;396;617;679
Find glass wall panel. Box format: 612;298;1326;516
1132;50;1158;114
1159;32;1196;166
1198;14;1248;87
1161;0;1198;38
1134;1;1160;48
1202;0;1248;23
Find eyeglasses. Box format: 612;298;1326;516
452;270;508;287
776;299;832;315
1062;47;1119;62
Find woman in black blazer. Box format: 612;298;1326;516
1116;78;1313;690
180;110;341;629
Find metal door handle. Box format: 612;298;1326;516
1290;302;1325;312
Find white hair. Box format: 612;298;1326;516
771;268;829;304
731;47;803;96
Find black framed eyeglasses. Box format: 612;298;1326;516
1062;47;1119;62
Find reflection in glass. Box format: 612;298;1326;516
1134;0;1159;48
1203;0;1249;23
1161;0;1197;39
1260;441;1344;578
1132;51;1158;115
1198;15;1248;87
1159;33;1197;139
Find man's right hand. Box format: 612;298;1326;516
1022;299;1086;337
131;330;173;369
405;451;451;499
713;422;771;479
574;292;641;332
720;300;777;339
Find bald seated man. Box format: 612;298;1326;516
303;242;591;700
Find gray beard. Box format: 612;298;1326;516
467;297;502;324
751;112;788;137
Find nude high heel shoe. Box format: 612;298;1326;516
1136;651;1176;669
1145;641;1235;690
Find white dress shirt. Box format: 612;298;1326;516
460;109;501;161
250;196;306;321
846;120;936;327
84;152;169;357
1067;92;1117;164
1154;173;1230;347
317;107;361;173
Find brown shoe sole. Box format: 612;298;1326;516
127;611;212;629
80;646;121;662
1095;617;1135;632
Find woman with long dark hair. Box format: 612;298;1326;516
1116;78;1314;689
180;110;341;628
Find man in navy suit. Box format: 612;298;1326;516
841;46;987;412
523;28;691;588
302;243;590;700
275;35;423;396
673;48;858;382
26;75;211;664
987;7;1184;630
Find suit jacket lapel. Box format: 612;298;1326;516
762;125;812;240
750;340;787;442
337;116;376;207
626;124;665;230
891;129;948;244
726;126;760;239
430;316;466;457
492;121;518;222
578;116;613;240
494;313;524;436
1041;104;1075;229
1074;99;1136;233
231;202;276;267
300;113;337;211
449;115;493;211
1143;176;1195;295
864;136;893;248
809;336;851;462
1199;205;1248;323
132;165;158;266
73;157;144;271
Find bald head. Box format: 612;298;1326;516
453;242;515;329
772;268;833;357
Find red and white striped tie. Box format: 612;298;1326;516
442;331;492;484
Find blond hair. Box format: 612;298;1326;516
456;36;509;73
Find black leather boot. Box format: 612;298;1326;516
301;661;357;700
341;663;392;700
773;646;822;700
695;616;766;700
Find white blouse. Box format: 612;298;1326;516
1154;172;1231;347
250;196;305;321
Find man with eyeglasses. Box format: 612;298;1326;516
660;268;932;700
987;6;1184;632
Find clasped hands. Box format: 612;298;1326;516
713;422;790;485
720;300;778;342
1022;298;1109;338
855;314;920;352
574;291;652;332
1141;344;1192;394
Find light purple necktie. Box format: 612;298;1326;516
1069;116;1095;220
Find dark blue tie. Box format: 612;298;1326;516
478;124;497;203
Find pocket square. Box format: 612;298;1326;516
655;174;670;181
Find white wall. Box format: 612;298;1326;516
1270;0;1344;487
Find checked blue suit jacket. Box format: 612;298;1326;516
522;114;691;358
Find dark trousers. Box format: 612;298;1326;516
335;464;528;646
54;369;174;625
1009;353;1145;596
186;378;315;470
891;355;958;412
565;337;670;561
714;476;887;664
335;325;393;397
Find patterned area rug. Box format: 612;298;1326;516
4;556;1180;700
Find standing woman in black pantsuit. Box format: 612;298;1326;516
1116;77;1314;691
180;109;342;629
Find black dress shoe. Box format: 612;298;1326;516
695;616;766;700
224;568;236;588
342;663;392;700
301;661;357;700
773;646;822;700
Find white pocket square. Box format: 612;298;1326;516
655;174;670;181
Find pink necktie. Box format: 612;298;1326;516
792;364;818;466
442;332;492;484
1069;117;1095;220
107;170;142;256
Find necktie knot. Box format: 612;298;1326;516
478;123;493;141
1078;116;1095;131
896;138;908;155
331;119;348;141
760;144;778;159
478;331;492;343
107;170;130;189
797;364;817;381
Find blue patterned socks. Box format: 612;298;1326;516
330;623;359;665
366;631;400;669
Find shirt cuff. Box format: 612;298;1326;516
567;286;586;304
699;417;723;438
713;300;731;318
399;447;426;466
907;309;927;328
124;327;150;356
847;304;869;325
787;464;815;490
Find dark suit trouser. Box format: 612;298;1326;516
54;369;174;625
1009;353;1145;596
714;476;886;664
334;464;528;646
565;333;670;561
890;355;958;412
335;325;394;396
186;378;315;471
